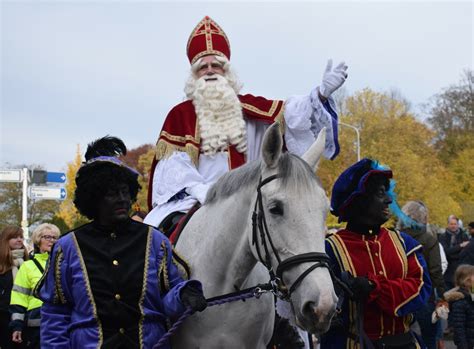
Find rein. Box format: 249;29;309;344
153;283;274;348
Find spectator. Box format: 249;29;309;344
467;221;474;240
9;223;59;349
396;200;446;349
459;233;474;266
439;215;470;289
443;264;474;349
0;226;28;349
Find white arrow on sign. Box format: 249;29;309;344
30;186;67;200
0;169;22;182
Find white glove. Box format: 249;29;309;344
319;59;348;98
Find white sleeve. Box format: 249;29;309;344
144;196;198;229
284;86;339;159
439;243;448;275
151;151;209;207
145;151;228;228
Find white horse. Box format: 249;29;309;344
173;124;337;348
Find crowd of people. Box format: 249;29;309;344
0;224;60;348
2;165;472;349
1;15;473;349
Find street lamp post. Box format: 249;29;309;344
21;168;29;239
338;122;360;161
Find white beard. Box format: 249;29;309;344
186;74;247;156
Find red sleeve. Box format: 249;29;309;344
148;101;199;211
238;94;284;124
367;249;429;316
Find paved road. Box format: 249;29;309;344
444;339;456;349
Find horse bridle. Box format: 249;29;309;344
251;174;333;301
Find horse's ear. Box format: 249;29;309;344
302;127;326;170
261;123;282;169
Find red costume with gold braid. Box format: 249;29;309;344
147;94;284;209
323;228;430;348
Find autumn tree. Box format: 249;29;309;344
448;145;474;220
135;147;156;213
428;69;473;142
319;89;462;227
117;143;154;213
426;70;474;165
120;144;153;172
55;146;89;230
426;69;474;221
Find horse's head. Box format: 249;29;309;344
251;123;338;334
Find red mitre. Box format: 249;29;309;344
186;16;231;65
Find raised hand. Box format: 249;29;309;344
319;59;348;98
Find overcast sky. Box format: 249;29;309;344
1;0;472;172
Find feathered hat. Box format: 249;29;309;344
330;158;393;222
186;16;231;65
81;136;139;176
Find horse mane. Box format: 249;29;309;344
205;153;321;205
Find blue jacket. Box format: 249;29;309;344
38;226;199;349
444;287;474;349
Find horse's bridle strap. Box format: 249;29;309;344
276;252;331;279
257;174;279;190
276;252;331;296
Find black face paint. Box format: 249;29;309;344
346;175;392;234
96;183;131;227
362;183;392;226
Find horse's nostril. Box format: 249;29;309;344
303;301;316;318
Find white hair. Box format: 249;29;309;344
397;201;428;230
448;214;459;223
184;55;247;156
185;55;243;97
31;223;60;246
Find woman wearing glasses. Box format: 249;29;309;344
10;223;59;349
0;225;29;349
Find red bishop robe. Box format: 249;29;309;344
147;94;285;210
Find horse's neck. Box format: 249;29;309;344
179;190;258;295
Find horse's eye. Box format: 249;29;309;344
269;202;284;216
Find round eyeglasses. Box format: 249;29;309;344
41;235;58;241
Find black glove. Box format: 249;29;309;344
347;276;375;301
180;284;207;312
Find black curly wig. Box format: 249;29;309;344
73;136;141;220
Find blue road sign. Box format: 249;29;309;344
47;172;67;183
30;186;67;201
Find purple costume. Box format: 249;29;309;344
38;222;198;349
